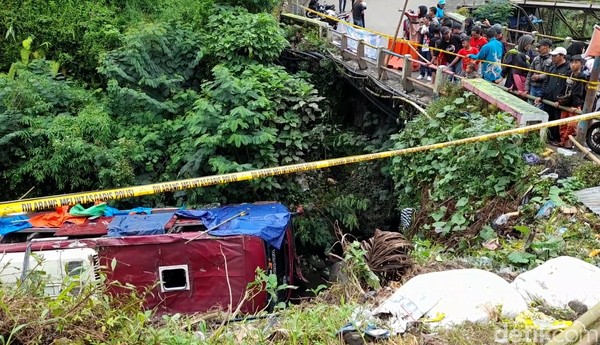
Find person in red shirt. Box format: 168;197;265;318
469;26;488;50
448;36;479;75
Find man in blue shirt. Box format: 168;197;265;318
468;27;503;82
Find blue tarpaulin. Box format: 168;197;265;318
104;206;153;217
175;203;290;249
0;215;32;236
107;213;175;237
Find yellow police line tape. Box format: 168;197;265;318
300;6;596;86
1;111;599;217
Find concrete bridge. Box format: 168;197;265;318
282;12;551;127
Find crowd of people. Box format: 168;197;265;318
400;1;595;148
323;0;596;148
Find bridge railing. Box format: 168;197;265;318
326;28;589;117
328;29;460;97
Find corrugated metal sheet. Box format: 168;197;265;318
574;186;600;216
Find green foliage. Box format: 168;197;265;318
391;92;543;235
95;22;206;185
285;25;330;53
411;238;446;263
154;0;215;27
0;0;129;84
293;191;372;249
343;241;381;290
521;173;584;217
5;37;60;79
573;161;600;188
179;63;324;192
0;70;136;198
472;0;514;25
328;195;369;230
203;8;288;64
98;22;203;118
0;265;202;344
215;0;279;13
248;268;297;310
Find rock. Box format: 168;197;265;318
307;255;326;270
511;256;600;309
568;300;588;317
329;261;349;283
372;269;527;329
342;331;365;345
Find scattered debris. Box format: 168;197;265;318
541;173;560;180
482;238;500;250
345;269;528;336
557;148;577;156
513;309;573;330
492;211;519;229
361;229;413;282
559;205;578;214
511;256;600;309
536;200;556;218
523;153;542;165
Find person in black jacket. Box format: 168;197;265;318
352;0;366;27
556;54;587;148
535;47;571;144
433;26;461;68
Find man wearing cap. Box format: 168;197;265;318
535;47;571;143
433;26;462;69
526;38;553;105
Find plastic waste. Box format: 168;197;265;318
541;173;559;180
493;214;510;227
522;153;541;165
514;310;573;330
492;211;519;229
535;200;556;218
556;148;577;156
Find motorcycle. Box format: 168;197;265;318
586;120;600;154
306;0;350;30
586;93;600;154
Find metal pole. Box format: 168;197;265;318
576;56;600;142
569;135;600;165
546;301;600;345
388;0;410;65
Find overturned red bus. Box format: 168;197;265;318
0;202;296;315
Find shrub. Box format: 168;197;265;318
390;91;543;236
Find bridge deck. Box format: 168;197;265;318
462;78;549;127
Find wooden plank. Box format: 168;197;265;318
461;78;549;126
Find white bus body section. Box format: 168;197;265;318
0;247;99;296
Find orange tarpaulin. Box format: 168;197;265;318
29;206;87;228
586;25;600;57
